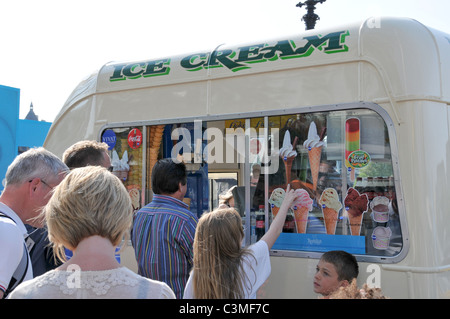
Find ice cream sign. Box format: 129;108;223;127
109;30;350;81
180;30;349;72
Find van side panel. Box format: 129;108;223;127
43;18;450;298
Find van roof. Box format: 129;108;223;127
57;17;449;119
46;16;449;154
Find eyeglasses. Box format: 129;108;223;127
29;178;54;190
40;179;53;189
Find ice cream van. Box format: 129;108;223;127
44;17;450;298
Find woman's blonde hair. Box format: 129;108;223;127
192;208;254;299
44;166;133;262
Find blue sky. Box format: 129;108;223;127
1;0;449;122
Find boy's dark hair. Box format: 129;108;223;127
321;250;359;282
151;158;187;195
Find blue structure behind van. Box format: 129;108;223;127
0;84;51;191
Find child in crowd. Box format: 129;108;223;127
313;250;359;298
184;184;298;299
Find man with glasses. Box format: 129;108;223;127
0;147;68;298
19;140;113;282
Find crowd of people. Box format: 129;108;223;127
0;141;386;299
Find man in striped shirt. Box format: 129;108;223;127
131;159;198;299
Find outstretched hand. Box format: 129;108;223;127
260;183;300;250
280;184;297;209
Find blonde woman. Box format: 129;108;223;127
8;166;175;299
183;184;298;299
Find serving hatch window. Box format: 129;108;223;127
263;108;404;260
101;106;405;261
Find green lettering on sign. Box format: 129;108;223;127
109;30;350;81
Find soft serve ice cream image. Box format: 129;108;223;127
279;130;298;184
291;188;313;233
344;187;369;236
318;188;342;235
111;150;130;181
303;122;325;191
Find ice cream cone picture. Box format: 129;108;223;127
268;188;286;219
291;188;313;233
344;187;368;236
283;156;295;184
128;187;140;211
279;130;297;184
271;206;280;218
293;207;309;233
303;122;325;191
308;146;322;191
148;125;165;187
318;188;342;235
345;118;360;182
322;207;338;235
111;150;130;181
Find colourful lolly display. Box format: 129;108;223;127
345;118;360;167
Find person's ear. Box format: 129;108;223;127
28;178;39;193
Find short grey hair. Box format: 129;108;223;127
4;147;69;186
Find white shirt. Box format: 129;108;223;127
183;240;271;299
0;203;33;295
8;267;176;299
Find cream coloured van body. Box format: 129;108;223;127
44;17;450;298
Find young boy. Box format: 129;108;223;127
313;250;359;298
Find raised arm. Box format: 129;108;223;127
260;184;297;249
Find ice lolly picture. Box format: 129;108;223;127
318;188;342;235
303;122;325;191
345;118;360;181
148;125;165;186
344;187;368;236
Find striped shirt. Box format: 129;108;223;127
131;194;198;299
